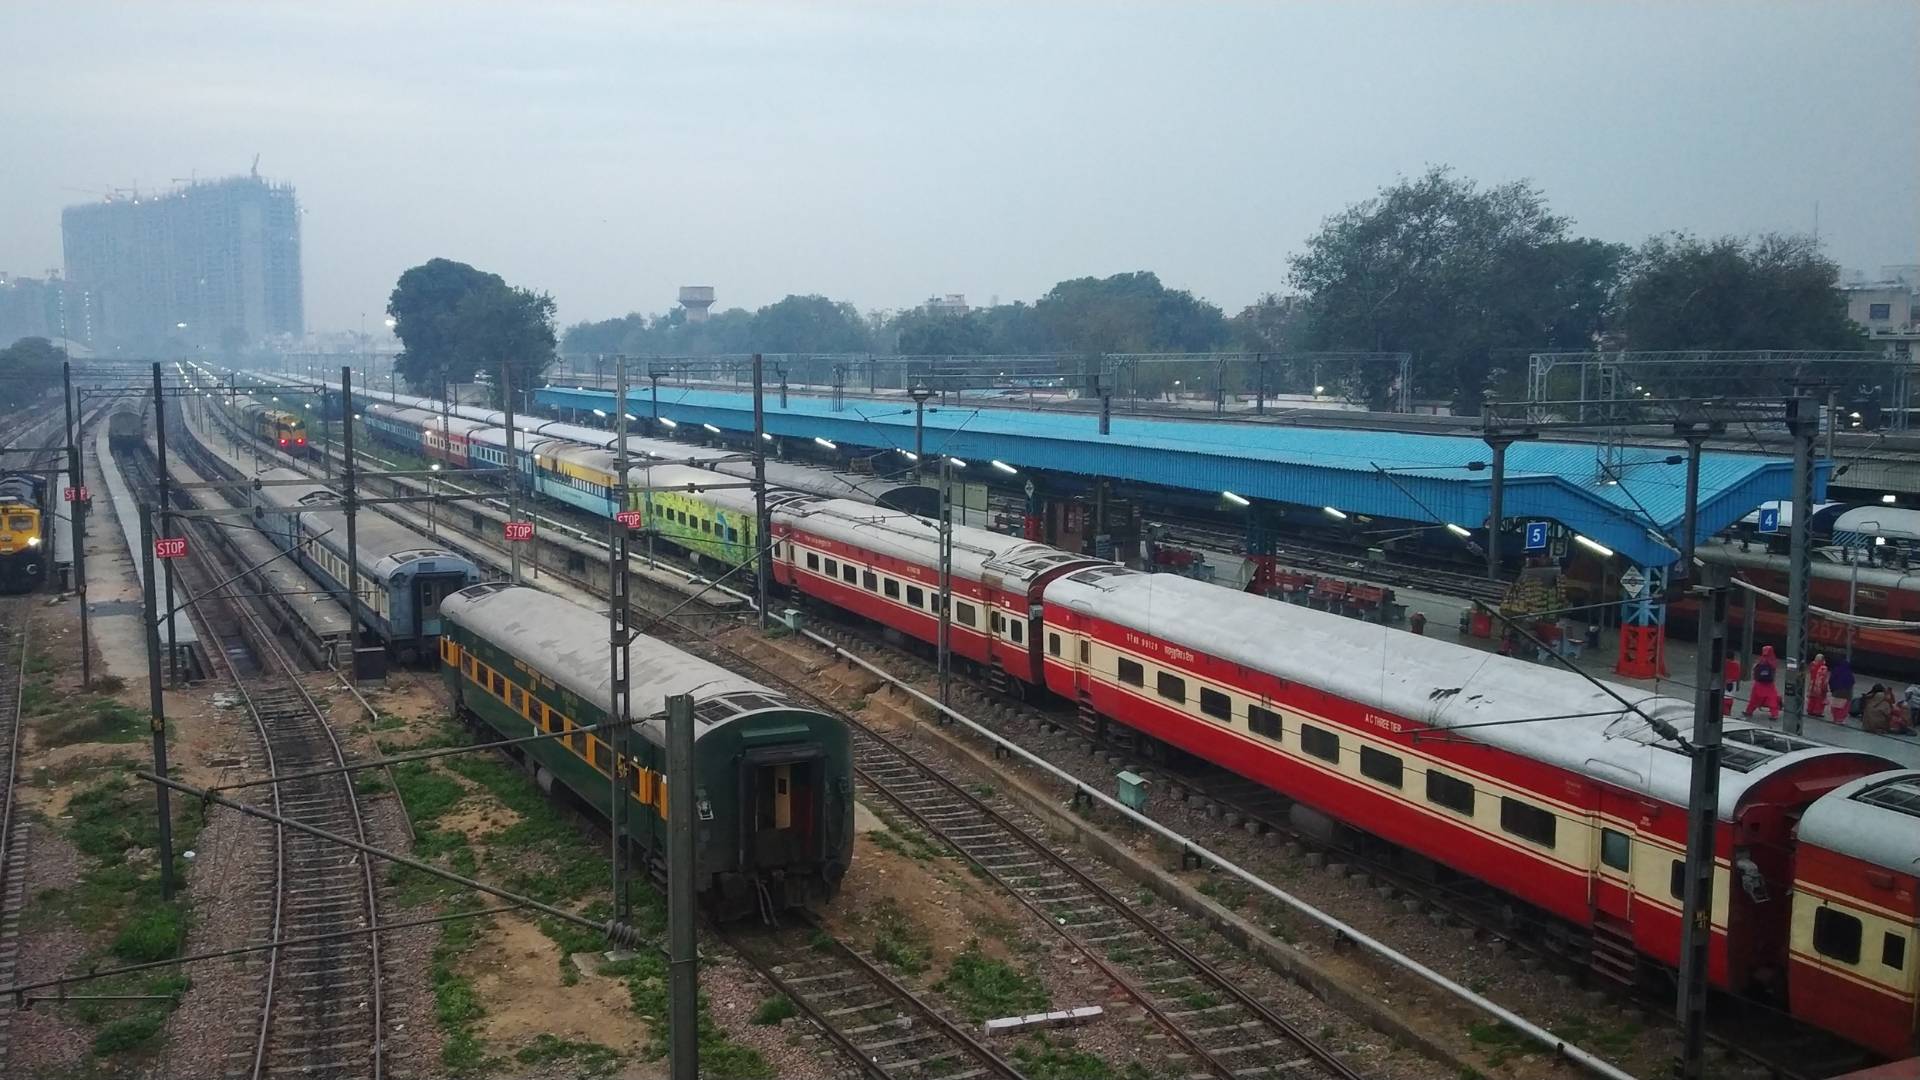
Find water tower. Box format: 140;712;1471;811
678;286;715;323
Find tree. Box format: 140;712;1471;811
894;310;992;355
748;295;873;354
1289;166;1625;408
1616;232;1864;351
0;336;66;411
387;259;556;397
1031;272;1228;354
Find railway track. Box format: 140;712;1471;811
256;431;1369;1077
724;915;1021;1080
0;607;28;1074
118;435;388;1079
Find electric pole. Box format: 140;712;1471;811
503;362;521;584
1676;562;1730;1079
665;693;698;1080
938;454;953;707
1782;395;1816;733
753;354;771;629
609;357;631;918
139;505;176;901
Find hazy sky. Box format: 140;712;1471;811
3;2;1915;334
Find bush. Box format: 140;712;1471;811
750;993;796;1025
92;1013;164;1056
111;904;184;962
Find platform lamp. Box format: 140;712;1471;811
909;381;933;476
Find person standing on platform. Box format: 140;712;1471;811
1828;656;1856;724
1723;654;1743;700
1805;653;1830;720
1744;646;1783;720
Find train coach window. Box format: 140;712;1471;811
1079;641;1090;665
1813;907;1863;965
1359;746;1403;787
1009;621;1023;644
1154;671;1185;702
807;553;820;571
862;570;878;591
1248;704;1281;740
1670;861;1686;900
1200;687;1230;721
726;526;739;542
907;586;924;608
1048;633;1061;657
1600;829;1630;871
591;739;613;775
1499;798;1556;848
824;558;838;576
1300;724;1339;763
843;565;858;585
1425;770;1475;815
1118;658;1145;687
884;579;900;599
956;602;976;627
1883;932;1905;970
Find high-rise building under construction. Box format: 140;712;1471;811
62;173;303;352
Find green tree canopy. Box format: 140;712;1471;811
1289;166;1626;407
1616;232;1865;351
748;295;874;353
1031;272;1228;354
388;258;557;398
0;336;67;412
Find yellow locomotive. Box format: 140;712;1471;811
0;473;47;593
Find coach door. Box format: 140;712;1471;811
414;574;462;637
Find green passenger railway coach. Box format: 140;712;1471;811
439;583;853;919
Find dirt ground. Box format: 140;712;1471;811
467;914;655;1059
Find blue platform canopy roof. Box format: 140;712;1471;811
536;385;1821;568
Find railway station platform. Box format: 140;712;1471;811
535;384;1815;573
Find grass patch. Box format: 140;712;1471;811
1549;1012;1640;1056
431;909;489;1073
514;1034;623;1076
1469;1020;1547;1068
868;897;932;975
750;993;796;1025
933;940;1048;1022
1010;1032;1120;1078
40;773;202;1059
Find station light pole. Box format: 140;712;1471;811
665;693;698;1080
753;354;771;629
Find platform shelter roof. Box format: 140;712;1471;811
545;385;1817;569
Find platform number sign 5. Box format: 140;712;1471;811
615;510;644;529
154;537;188;560
504;521;535;542
1523;521;1549;552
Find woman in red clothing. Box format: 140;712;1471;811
1744;646;1783;720
1804;653;1830;720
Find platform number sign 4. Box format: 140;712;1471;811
1523;521;1549;552
154;537;187;560
1757;507;1780;534
615;510;644;529
504;521;535;542
63;486;88;502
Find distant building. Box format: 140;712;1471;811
1841;265;1919;337
62;173;303;353
0;272;94;352
916;293;969;317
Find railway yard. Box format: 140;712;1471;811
0;364;1912;1080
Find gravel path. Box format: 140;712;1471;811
9;826;94;1078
